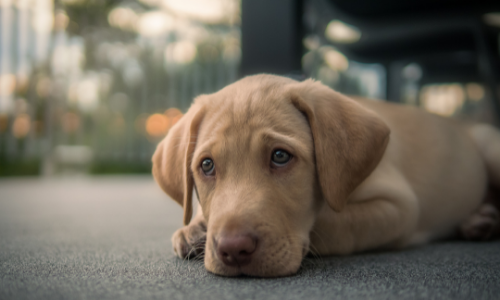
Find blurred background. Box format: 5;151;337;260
1;0;499;177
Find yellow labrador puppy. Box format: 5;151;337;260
152;74;500;277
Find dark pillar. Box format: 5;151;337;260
240;0;303;77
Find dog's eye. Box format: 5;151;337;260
201;158;215;175
271;150;291;166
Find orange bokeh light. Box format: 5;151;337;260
12;114;31;139
145;109;184;138
146;113;169;137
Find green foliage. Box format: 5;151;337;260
0;158;40;177
89;160;152;174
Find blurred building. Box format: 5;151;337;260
242;0;500;123
1;0;499;176
0;0;241;176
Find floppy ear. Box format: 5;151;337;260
289;79;390;212
152;103;205;225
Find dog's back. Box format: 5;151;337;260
354;97;492;241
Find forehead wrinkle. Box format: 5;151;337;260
230;91;259;128
231;83;286;128
193;138;218;158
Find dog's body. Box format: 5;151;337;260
153;75;500;277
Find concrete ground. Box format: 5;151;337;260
0;176;499;300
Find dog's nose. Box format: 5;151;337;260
216;234;257;267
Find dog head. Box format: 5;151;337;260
153;74;390;277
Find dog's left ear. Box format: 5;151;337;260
152;103;205;225
289;79;390;212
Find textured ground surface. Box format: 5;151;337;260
1;176;499;300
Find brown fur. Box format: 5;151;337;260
152;74;500;277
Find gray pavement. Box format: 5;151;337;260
0;176;499;300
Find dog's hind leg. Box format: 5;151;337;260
460;124;500;240
459;191;500;240
468;124;500;187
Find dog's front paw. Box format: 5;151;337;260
172;222;207;258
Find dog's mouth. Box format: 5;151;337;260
205;232;308;277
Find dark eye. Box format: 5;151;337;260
271;149;291;166
201;158;215;175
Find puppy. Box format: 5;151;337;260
152;74;500;277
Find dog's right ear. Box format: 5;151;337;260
289;79;390;212
152;103;205;226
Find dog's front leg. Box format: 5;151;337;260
311;197;418;255
171;203;207;258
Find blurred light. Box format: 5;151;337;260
32;0;54;33
12;113;31;139
402;63;422;81
74;78;99;112
0;74;16;97
162;0;237;24
146;113;169;137
52;46;69;75
420;84;465;116
465;83;485;101
122;60;144;86
54;10;69;31
51;37;85;76
318;66;339;84
0;0;13;8
483;13;500;27
303;35;321;50
322;47;349;72
32;13;53;33
137;11;172;37
0;114;8;133
15;0;30;9
108;7;138;32
165;41;197;64
36;77;52;98
325;20;361;44
61;112;80;134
